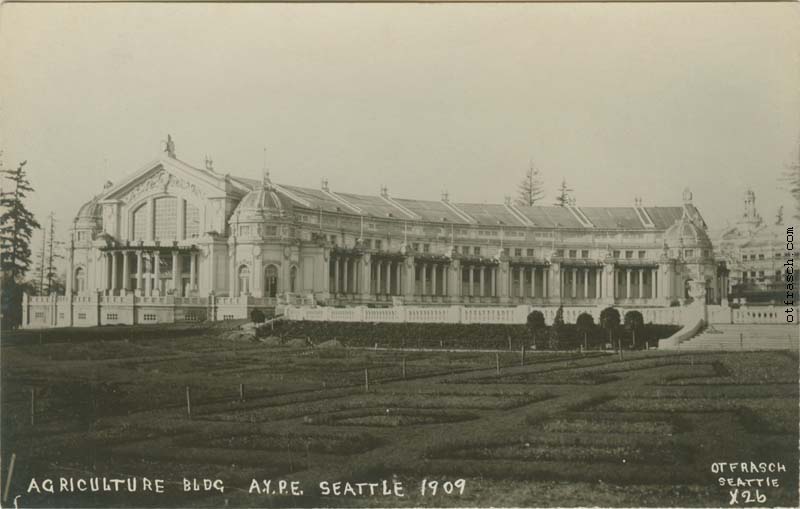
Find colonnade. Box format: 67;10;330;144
99;249;198;297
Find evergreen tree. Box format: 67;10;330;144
784;140;800;220
45;212;64;294
1;159;41;329
554;178;574;207
515;162;545;207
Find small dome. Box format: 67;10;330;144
232;184;290;223
73;196;102;230
664;211;711;249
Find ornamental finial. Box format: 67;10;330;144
163;134;176;158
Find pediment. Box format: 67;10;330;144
101;157;244;205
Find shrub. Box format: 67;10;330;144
250;308;266;323
624;310;645;349
575;312;595;349
600;307;621;348
527;310;546;348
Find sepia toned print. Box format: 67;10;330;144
0;2;798;508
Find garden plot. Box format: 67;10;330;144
304;408;479;427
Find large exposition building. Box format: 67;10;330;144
23;140;727;327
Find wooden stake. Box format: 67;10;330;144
508;336;512;350
185;386;192;419
364;368;369;392
495;352;500;375
29;388;35;427
520;344;525;367
401;358;406;379
239;383;245;402
2;453;16;503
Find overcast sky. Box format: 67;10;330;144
1;2;798;256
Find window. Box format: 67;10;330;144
684;249;693;258
423;243;430;253
569;250;577;258
264;265;278;298
474;247;481;256
625;251;633;259
750;254;756;261
514;248;522;257
364;239;372;249
758;254;765;260
775;253;782;259
76;231;87;241
143;313;157;321
412;243;420;251
526;248;534;257
374;239;382;250
289;266;298;293
59;313;64;319
638;250;646;259
185;312;198;322
750;271;757;277
329;235;337;245
613;250;621;258
555;249;564;257
154;197;178;240
132;203;148;240
34;312;44;319
742;255;748;261
239;225;251;236
78;313;87;320
223;314;235;320
582;250;590;259
462;246;469;255
503;248;510;256
106;313;118;320
184;202;200;238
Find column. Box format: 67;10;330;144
66;244;74;296
385;262;391;295
377;260;383;295
153;251;161;296
333;256;339;294
144;253;152;297
544;266;549;297
612;268;618;299
432;264;437;296
136;251;143;295
583;268;589;299
396;262;402;296
490;267;496;297
529;267;534;297
111;252;118;294
595;268;602;299
171;251;179;297
651;268;658;299
469;267;475;296
343;257;350;294
571;267;578;298
121;251;130;293
420;263;426;296
518;268;524;298
625;268;631;300
190;253;197;293
479;266;485;297
638;268;644;300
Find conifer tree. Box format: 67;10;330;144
1;158;41;328
554;178;574;207
515;162;545;207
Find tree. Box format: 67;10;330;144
599;306;621;349
623;310;644;349
576;312;595;350
515;162;545;207
526;310;546;349
554;178;574;207
44;212;64;295
548;306;565;350
1;159;41;329
784;140;800;220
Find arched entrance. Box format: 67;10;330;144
264;265;279;298
74;267;86;294
289;266;298;293
238;265;250;296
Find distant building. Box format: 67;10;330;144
713;190;796;304
23;140;724;327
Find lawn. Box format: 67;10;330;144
1;325;797;508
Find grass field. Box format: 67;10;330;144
1;324;797;508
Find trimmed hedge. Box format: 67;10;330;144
268;320;680;350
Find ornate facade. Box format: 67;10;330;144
23;143;726;327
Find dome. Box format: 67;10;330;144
73;196;102;230
664;210;711;249
232;182;290;223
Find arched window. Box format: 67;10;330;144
132;204;148;241
289;266;298;293
265;265;279;298
154;197;178;240
238;265;250;296
74;267;86;294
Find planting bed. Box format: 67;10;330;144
1;325;797;508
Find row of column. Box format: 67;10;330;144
100;250;197;297
510;265;551;298
461;265;497;298
612;267;658;300
331;256;404;296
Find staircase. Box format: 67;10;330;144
677;324;799;351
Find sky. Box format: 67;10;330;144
1;2;799;262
